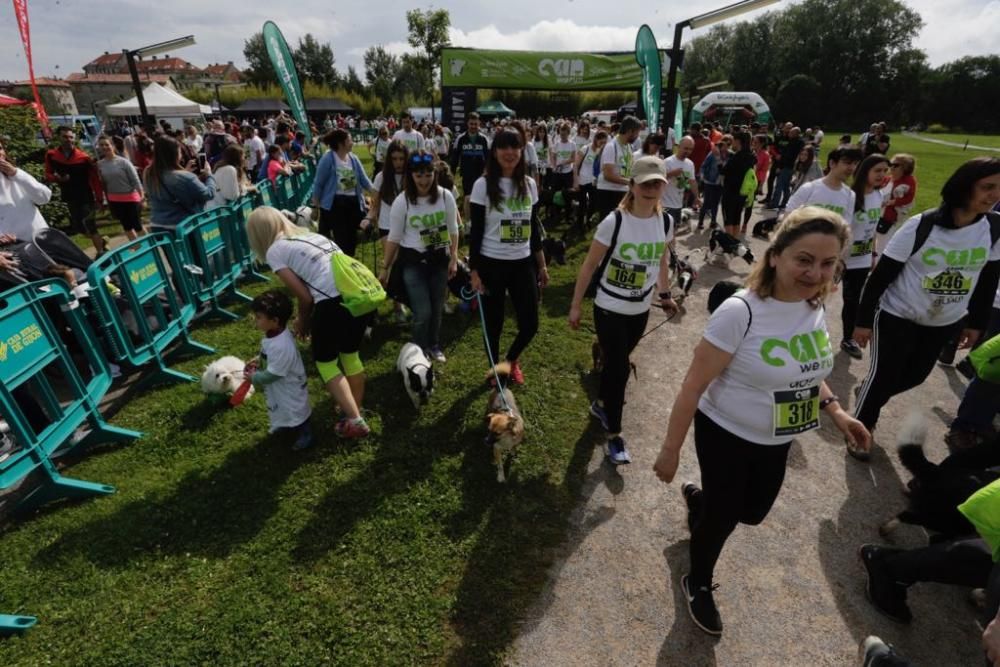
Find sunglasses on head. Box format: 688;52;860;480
410;154;434;165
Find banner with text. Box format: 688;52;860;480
12;0;50;136
262;21;311;144
442;48;668;91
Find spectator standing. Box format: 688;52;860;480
595;116;642;220
663;136;698;231
312;129;375;257
241;126;266;182
45;126;106;254
720;131;756;236
183;125;203;154
391;113;425;154
95;135;144;241
203;120;236;168
688;122;713;183
769;126;805;210
370;126;391;178
450;113;490;220
211;145;255;209
144;135;215;232
573;130;609;229
0;137;52;241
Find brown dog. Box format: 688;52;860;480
485;362;526;483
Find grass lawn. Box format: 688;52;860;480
0;146;606;665
910;132;1000;149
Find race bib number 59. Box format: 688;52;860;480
500;219;528;243
773;386;819;437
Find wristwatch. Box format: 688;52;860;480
819;395;840;411
659;290;672;300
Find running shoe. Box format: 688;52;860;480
681;574;723;636
509;360;525;385
858;545;912;624
428;346;447;363
841;339;864;359
604;436;631;465
859;636;910;667
335;417;370;439
589;400;610;431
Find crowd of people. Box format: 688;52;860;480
3;107;1000;665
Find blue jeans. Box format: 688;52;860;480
402;259;448;350
700;183;722;225
770;167;793;209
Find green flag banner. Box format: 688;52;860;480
635;25;662;133
442;48;664;91
263;21;311;144
675;95;684;143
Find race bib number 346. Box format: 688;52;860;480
922;270;972;296
773;386;820;437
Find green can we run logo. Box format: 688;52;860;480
760;329;834;372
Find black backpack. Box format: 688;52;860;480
585;210;673;301
909;208;1000;257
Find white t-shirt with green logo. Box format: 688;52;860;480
333;153;357;196
391;129;425;153
880;214;1000;326
552;140;577;174
578;145;599;186
469;176;538;261
784;179;855;225
597;138;634;192
372;171;403;231
663;155;695;210
845;190;885;270
387;187;459;254
593;210;674;316
533;141;549;174
699;290;833;445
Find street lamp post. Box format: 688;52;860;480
663;0;781;132
123;35;196;130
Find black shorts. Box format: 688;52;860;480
108;201;143;232
67;200;97;235
378;228;390;238
310;297;371;363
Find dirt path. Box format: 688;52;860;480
510;210;985;666
902;131;1000;153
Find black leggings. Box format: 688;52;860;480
854;309;958;430
594;306;649;433
840;267;869;341
594;189;624;223
577;183;596;226
318;195;362;257
476;255;539;364
721;193;745;230
689;410;791;586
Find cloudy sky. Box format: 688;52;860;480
1;0;996;83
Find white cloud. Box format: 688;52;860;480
905;0;1000;65
448;20;651;53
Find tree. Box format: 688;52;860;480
344;66;365;96
394;53;433;103
294;34;338;88
242;32;277;87
364;46;401;103
774;74;823;126
406;8;451;115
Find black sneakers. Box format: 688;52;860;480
859;636;911;667
681;481;703;533
681;574;723;636
858;545;912;623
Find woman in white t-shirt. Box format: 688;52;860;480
852;158;1000;458
246;207;372;440
367;140;409;322
839;154;889;359
469;129;550;385
653;207;869;636
209;144;256;210
550;122;579;225
574;130;608;228
569;156;679;465
532;123;550;186
381;150;459;362
368;126;391;177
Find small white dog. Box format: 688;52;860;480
281;206;315;229
397;342;434;409
674;207;695;235
201;356;255;399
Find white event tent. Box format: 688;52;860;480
105;82;212;118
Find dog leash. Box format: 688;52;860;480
461;286;514;413
639;304;678;340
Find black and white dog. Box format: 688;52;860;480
709;229;755;265
670;250;698;303
397;343;435;409
542;237;567;266
880;414;1000;538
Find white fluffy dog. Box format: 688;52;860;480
397;342;434;409
201;356;254;398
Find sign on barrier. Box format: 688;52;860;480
85;233;214;385
174;207;252;321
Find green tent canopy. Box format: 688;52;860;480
476;100;515;118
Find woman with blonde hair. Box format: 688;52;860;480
246;206;371;439
653;206;870;636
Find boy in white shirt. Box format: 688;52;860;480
245;290;313;451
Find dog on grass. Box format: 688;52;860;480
880;414;1000;539
397;342;435;410
201;356;255;399
543;237;567;266
486;362;526;483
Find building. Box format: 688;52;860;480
83;52;129;75
66;72;176;117
12;78;78;115
202;62;242;84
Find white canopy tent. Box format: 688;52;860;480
105;82;212;117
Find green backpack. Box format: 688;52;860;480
969;332;1000;383
289;236;386;317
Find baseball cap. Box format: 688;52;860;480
632;156;667;184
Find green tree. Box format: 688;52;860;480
294;34;338;88
925;56;1000;132
394;53;432;103
363;46;401;104
405;8;450;115
344;66;365;96
774;74;823;126
242;32;277;87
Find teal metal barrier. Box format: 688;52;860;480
230;196;269;282
173;207;252;321
275;174;296;210
85;234;213;385
256;180;276;208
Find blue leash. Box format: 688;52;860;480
461;286;513;412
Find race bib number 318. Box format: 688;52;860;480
773;386;820;437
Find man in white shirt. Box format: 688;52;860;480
595;116;642;220
662;136;699;230
241;126;267;181
391;112;425;154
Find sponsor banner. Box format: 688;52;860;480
442;48;668;91
262;21;311;144
12;0;51;136
635;25;662;133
